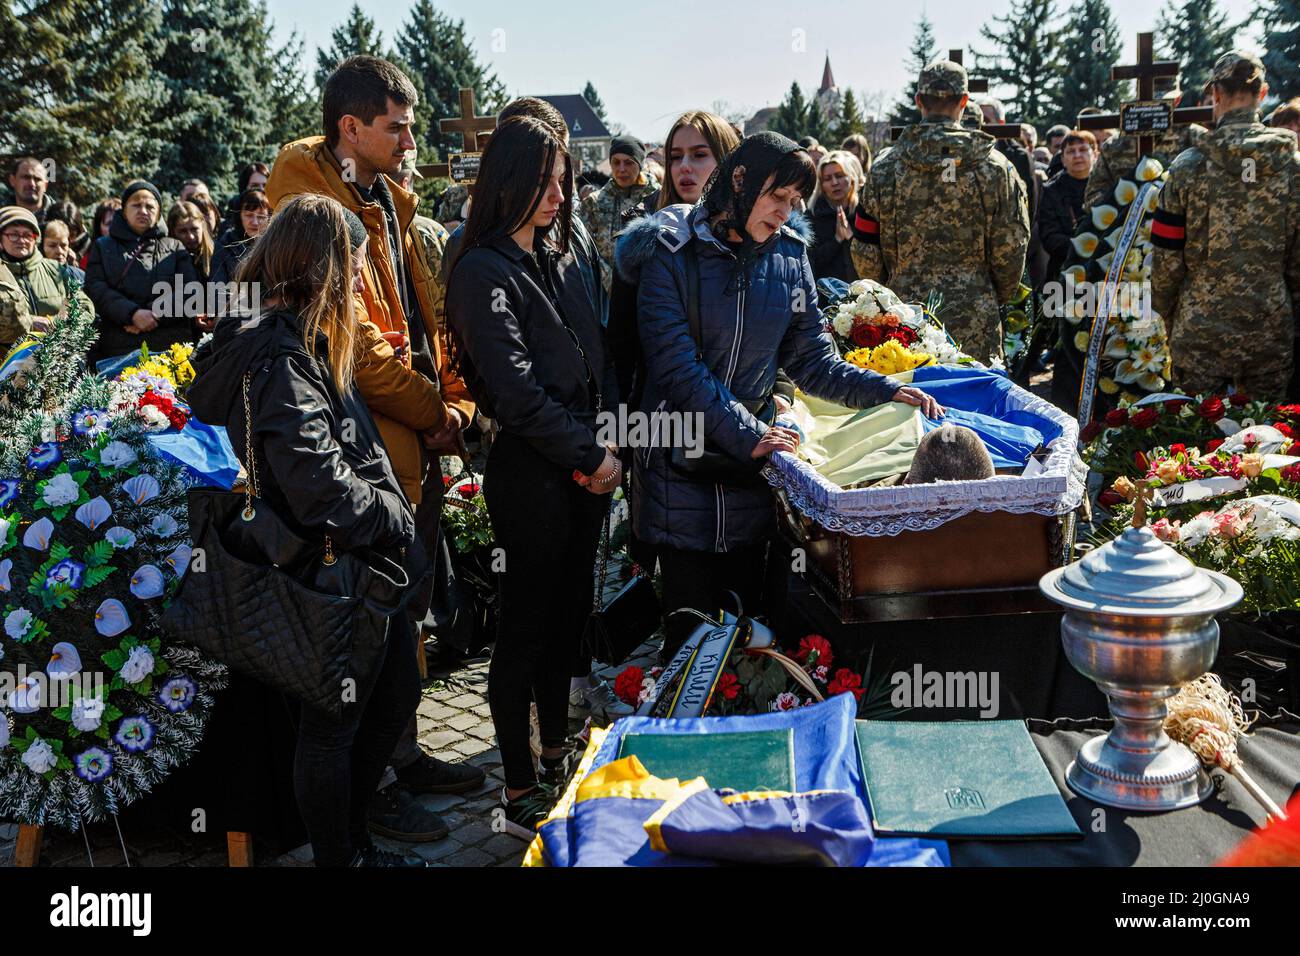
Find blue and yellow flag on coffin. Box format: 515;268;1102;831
523;694;950;867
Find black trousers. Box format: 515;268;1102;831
483;432;606;790
292;617;420;866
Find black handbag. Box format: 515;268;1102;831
581;503;661;665
161;371;410;719
667;239;774;487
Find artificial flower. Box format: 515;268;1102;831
41;472;81;507
0;557;10;592
614;666;644;707
1197;396;1225;423
1104;408;1129;428
71;408;110;438
25;443;61;471
149;513;178;537
1213;510;1248;540
47;641;82;679
716;672;740;701
23;516;54;550
93;598;130;637
119;644;156;684
0;479;19;508
5;607;34;640
114;716;155;753
71;696;106;732
74;496;112;530
44;557;86;591
1150;518;1181;543
1112;476;1136;501
9;676;42;713
771;691;801;712
98;441;138;469
1129;407;1160;430
794;634;834;670
105;526;137;549
21;737;57;774
75;747;113;783
159;675;197;713
828;668;865;700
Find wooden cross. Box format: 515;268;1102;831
1075;32;1212;158
426;87;497;180
890;48;1022;141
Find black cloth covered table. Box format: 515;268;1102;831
950;713;1300;866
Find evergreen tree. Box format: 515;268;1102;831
1157;0;1238;102
393;1;506;160
315;4;387;92
1261;0;1300;102
265;30;320;150
889;13;937;125
0;0;170;207
804;94;831;143
582;81;608;122
769;81;811;138
155;0;278;198
975;0;1065;129
1057;0;1124;125
835;88;867;141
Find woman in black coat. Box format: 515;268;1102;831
84;181;199;362
808;149;865;282
446;116;618;838
1038;130;1098;287
188;195;423;867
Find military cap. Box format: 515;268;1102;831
1206;50;1265;93
918;59;968;98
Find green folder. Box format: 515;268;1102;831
616;730;795;793
855;720;1082;839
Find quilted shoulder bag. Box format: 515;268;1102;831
161;371;409;718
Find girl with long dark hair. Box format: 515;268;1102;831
445;116;618;837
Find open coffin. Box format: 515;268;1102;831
766;364;1088;623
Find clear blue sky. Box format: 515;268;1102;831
266;0;1263;141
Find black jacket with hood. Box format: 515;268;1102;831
188;309;416;563
84;209;198;359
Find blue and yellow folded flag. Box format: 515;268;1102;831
524;695;949;867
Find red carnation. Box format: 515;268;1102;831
717;672;740;701
1129;407;1160;430
828;668;865;701
457;482;481;498
794;634;834;670
1079;421;1102;443
613;666;644;707
1273;422;1296;439
442;474;453;487
1104;408;1129;427
1229;393;1251;407
1274;403;1300;421
1281;463;1300;484
1169;443;1186;456
1197;396;1225;423
1205;438;1224;453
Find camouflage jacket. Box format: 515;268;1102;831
1151;107;1300;393
0;260;31;351
1084;125;1206;210
435;184;469;225
412;213;451;330
578;174;659;289
850;118;1029;363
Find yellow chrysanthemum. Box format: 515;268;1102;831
1098;377;1119;395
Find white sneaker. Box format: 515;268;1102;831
582;681;634;720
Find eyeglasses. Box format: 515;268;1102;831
1;230;37;242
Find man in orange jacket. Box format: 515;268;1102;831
267;55;484;851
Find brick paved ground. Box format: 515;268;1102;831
0;550;654;869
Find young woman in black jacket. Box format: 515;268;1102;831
187;195;424;867
446;116;618;837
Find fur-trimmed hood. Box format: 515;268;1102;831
613;202;813;285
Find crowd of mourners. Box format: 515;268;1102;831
4;50;1297;867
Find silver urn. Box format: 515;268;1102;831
1039;525;1243;811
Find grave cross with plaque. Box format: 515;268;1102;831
426;88;497;184
1075;32;1213;158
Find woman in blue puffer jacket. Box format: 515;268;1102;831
615;131;942;645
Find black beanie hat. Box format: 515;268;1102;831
609;134;645;167
340;207;368;251
120;179;163;209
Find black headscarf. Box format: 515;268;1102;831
700;131;806;292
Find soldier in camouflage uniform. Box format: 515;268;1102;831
578;135;659;291
0;259;31;353
1151;51;1300;400
435;182;469;228
851;60;1029;363
1083;78;1206;211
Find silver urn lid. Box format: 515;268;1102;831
1040;525;1242;618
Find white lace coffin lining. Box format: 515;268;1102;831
765;379;1086;537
